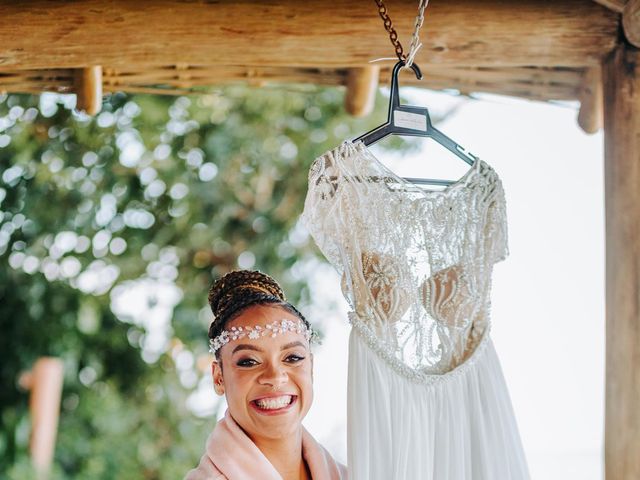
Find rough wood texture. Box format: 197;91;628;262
0;64;588;103
578;66;604;133
345;66;379;117
594;0;627;13
413;66;584;101
603;43;640;480
0;0;619;69
623;0;640;46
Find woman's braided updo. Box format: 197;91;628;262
207;270;309;359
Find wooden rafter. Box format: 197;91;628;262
578;66;604;134
0;65;589;101
345;66;380;117
74;66;103;115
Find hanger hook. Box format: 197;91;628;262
389;60;422;108
392;60;423;83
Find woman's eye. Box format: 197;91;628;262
236;358;258;367
285;354;305;363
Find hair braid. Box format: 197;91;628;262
207;270;309;357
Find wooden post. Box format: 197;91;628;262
345;66;380;117
602;42;640;479
20;357;64;478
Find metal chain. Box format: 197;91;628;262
374;0;430;67
374;0;405;61
405;0;429;67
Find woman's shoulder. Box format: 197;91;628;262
183;454;226;480
325;449;348;479
301;428;348;480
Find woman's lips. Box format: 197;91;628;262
250;394;298;416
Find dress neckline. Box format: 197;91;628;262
347;139;483;198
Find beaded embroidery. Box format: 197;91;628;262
301;140;509;381
209;318;317;354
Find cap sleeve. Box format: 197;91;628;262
300;152;350;275
484;177;509;265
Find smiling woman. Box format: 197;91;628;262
185;270;347;480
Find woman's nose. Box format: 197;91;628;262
258;362;288;388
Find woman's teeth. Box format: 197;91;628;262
254;395;293;410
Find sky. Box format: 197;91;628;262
303;88;605;480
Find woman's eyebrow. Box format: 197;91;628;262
281;341;306;351
232;344;264;354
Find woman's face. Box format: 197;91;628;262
212;304;314;442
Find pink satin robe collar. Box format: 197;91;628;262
184;410;347;480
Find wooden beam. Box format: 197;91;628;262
603;42;640;480
345;66;379;117
0;1;619;70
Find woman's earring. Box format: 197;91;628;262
214;378;224;394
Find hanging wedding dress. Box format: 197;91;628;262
301;140;530;479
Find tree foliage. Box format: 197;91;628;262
0;84;411;478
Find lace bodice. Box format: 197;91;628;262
301;141;509;381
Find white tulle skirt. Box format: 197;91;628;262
347;330;530;480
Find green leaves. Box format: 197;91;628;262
0;84;403;477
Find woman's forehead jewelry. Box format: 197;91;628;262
209;318;319;354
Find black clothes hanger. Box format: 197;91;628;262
353;60;478;187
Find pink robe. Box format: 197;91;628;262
184;410;347;480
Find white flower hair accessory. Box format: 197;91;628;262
209;318;320;354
